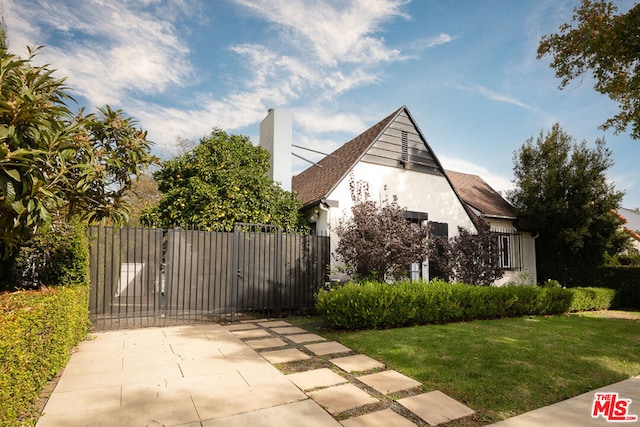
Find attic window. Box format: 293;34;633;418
401;131;408;164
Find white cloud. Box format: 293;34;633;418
294;109;369;134
5;0;194;106
232;0;409;66
439;155;515;193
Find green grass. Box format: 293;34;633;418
289;313;640;425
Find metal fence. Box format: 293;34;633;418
88;225;330;330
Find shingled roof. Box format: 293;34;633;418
292;106;403;207
445;170;516;219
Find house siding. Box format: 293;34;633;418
316;161;477;273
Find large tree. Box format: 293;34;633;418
537;0;640;139
511;123;626;285
0;44;154;255
142;129;304;231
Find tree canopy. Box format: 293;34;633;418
142;129;304;231
0;43;155;255
511;123;626;284
537;0;640;139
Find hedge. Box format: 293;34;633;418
0;285;90;426
0;221;90;292
0;222;91;426
315;280;616;330
572;266;640;309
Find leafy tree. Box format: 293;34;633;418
142;129;304;231
123;172;162;226
537;0;640;139
511;123;626;285
427;219;503;286
334;179;429;282
0;43;154;256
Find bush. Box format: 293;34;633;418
566;266;640;309
0;221;89;292
0;285;90;426
315;280;616;330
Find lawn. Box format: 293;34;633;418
288;312;640;425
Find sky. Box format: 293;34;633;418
4;0;640;209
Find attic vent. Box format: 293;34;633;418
401;131;408;164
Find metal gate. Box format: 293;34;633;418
88;225;329;330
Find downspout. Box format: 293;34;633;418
318;201;330;236
532;232;539;285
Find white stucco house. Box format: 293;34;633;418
264;105;537;285
616;207;640;252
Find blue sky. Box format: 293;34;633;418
4;0;640;208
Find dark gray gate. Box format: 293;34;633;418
89;226;329;330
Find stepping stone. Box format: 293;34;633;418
261;348;311;364
244;337;287;350
397;391;474;426
308;384;378;415
340;408;417;427
356;370;422;395
240;318;268;323
286;333;326;344
305;341;351;356
223;323;258;331
286;368;348;391
270;326;307;335
330;354;385;373
231;329;271;339
258;320;292;327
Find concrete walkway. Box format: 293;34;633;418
36;319;639;426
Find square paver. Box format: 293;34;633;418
340;408;417;427
330;354;385;373
244;337;287;350
308;384;378;415
203;399;340;427
305;341;351;356
356;370;422;394
231;328;271;339
397;391;474;426
261;348;311;364
286;368;348;391
223;323;258;331
286;333;326;344
258;320;292;327
270;326;307;335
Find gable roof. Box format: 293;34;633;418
616;207;640;241
293;105;448;207
445;170;518;220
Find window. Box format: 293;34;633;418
495;231;522;270
404;210;428;226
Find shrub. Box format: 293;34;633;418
565;266;640;309
0;221;89;292
315;280;616;330
0;285;90;426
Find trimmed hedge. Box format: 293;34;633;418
0;222;92;426
315;280;616;330
0;285;90;426
575;266;640;309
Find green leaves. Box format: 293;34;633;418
143;128;303;231
538;0;640;139
512;123;625;284
0;44;154;256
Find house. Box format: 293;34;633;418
263;105;537;285
444;170;537;285
616;207;640;252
